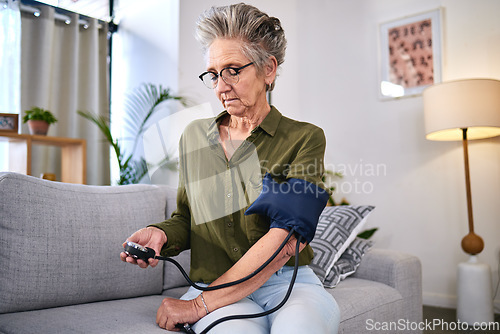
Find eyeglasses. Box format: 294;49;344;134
199;62;254;89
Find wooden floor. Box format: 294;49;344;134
423;306;500;334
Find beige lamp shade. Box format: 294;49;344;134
423;79;500;141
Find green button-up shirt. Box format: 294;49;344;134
150;106;327;283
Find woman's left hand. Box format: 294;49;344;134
156;297;205;331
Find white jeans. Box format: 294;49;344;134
180;266;340;334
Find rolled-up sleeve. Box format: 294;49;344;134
286;125;328;192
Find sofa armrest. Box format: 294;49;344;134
353;248;420;287
353;248;423;323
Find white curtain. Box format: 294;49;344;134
0;0;21;171
0;0;20;114
20;5;110;185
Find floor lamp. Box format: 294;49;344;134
423;78;500;325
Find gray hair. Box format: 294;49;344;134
195;3;286;91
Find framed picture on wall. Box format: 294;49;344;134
379;8;443;99
0;113;19;133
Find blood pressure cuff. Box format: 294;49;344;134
244;173;329;244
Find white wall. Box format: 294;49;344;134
177;0;300;117
178;0;500;310
111;0;180;183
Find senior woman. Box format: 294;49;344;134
120;3;340;333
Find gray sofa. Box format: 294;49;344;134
0;172;422;333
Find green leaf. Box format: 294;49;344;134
124;83;186;158
77;110;122;165
23;107;58;124
78;83;185;185
357;228;378;240
119;158;148;185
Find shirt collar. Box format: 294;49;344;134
210;105;282;138
257;106;281;137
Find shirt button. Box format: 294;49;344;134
233;247;239;252
227;193;231;198
227;223;232;227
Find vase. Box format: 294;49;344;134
27;120;49;135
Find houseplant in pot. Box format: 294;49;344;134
23;107;58;135
78;83;186;185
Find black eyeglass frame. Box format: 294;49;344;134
198;62;254;89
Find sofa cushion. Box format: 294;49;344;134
323;237;373;288
163;250;191;291
330;276;405;333
0;173;171;314
330;276;403;320
0;295;169;334
309;205;374;284
162;286;190;299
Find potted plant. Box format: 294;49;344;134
321;169;378;239
23;107;58;135
322;169;349;206
78;83;186;185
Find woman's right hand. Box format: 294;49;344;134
120;226;167;268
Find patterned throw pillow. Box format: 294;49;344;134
309;205;375;284
322;237;373;288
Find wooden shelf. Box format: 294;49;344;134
0;133;86;184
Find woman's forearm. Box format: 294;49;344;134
196;228;306;313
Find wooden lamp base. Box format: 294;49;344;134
461;232;484;255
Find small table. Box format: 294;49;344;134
0;133;86;184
